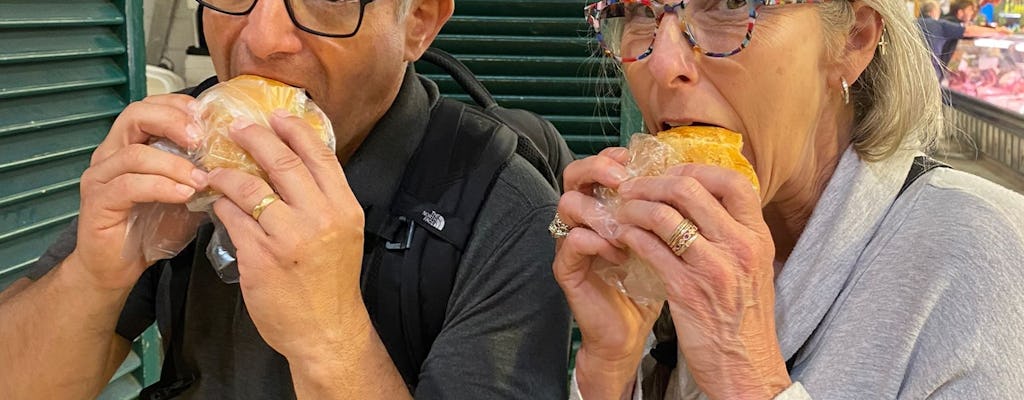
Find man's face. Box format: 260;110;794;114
957;6;977;23
202;0;411;156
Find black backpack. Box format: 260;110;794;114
141;48;573;398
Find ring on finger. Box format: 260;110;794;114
251;193;281;221
548;212;574;239
666;218;700;256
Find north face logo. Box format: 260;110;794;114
422;210;445;231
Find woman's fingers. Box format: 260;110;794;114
563;148;631;193
664;164;765;230
616;176;741;242
554;227;629;286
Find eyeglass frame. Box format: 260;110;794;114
584;0;831;62
196;0;377;38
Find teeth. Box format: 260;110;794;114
666;122;692;127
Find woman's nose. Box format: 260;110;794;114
239;0;304;60
644;15;701;88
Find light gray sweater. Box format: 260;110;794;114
572;147;1024;399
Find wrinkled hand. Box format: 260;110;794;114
74;95;207;290
614;163;790;399
206;111;366;362
554;148;662;400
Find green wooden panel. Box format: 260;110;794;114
432;35;590;56
0;120;109;170
0;88;126;137
0;58;127;99
418;55;609;77
0;27;125;64
453;0;585;17
0;184;79;239
0;153;91;200
0;222;67;287
0;2;157;398
0;0;124;28
425;75;620;97
443;16;587;36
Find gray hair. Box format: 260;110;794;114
818;0;943;161
919;1;940;18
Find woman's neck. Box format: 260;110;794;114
764;110;852;264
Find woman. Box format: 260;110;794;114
552;0;1024;398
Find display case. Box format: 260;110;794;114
945;35;1024;114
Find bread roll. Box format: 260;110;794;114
195;74;334;182
655;126;760;193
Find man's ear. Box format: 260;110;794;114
835;2;883;86
403;0;455;62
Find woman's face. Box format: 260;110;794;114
624;6;835;202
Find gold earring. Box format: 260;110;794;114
841;77;850;105
877;23;887;56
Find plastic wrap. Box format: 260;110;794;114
590;134;680;305
124;75;335;283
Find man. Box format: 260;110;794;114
0;0;570;398
918;0;1011;80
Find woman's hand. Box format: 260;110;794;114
554;148;662;400
615;163;790;400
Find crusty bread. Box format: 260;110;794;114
655;126;760;193
196;75;332;182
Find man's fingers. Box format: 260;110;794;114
206;167;291;230
268;111;350;201
86;173;197;212
86;144;206;189
96;99;199;162
227;120;319;203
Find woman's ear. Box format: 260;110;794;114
403;0;455;62
839;2;884;85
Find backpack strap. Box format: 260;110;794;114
364;97;518;389
419;47;574;191
897;155;950;198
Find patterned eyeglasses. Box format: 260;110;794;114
197;0;376;38
585;0;831;62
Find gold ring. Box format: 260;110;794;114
548;213;572;239
666;218;700;256
251;193;281;221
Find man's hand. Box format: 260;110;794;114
74;94;207;290
207;111;410;399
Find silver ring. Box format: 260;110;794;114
548;213;572;239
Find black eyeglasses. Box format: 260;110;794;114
197;0;376;38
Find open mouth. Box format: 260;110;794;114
659;121;722;132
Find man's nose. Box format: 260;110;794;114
239;0;304;59
644;15;701;89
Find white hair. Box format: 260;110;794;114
819;0;943;161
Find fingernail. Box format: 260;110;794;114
191;169;208;188
230;117;254;131
176;184;196;197
187;99;199;112
611;168;630;183
618;180;634;193
186;123;203;148
272;109;292;119
610;147;630;160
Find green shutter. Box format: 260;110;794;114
416;0;640;156
0;1;159;398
